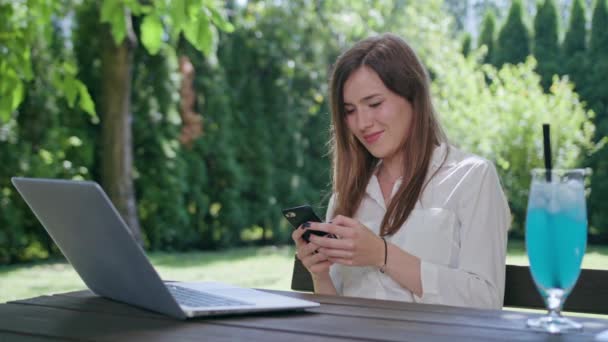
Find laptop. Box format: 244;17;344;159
11;177;319;319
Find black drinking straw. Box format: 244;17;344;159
543;124;552;182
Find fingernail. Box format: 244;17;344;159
303;222;311;228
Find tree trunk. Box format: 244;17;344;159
178;55;203;147
99;13;142;244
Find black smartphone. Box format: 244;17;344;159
282;205;335;243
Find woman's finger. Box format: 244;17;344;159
331;215;363;229
291;226;306;247
303;241;320;256
308;222;353;238
302;250;329;268
309;234;354;250
295;238;310;260
318;247;353;259
297;241;319;261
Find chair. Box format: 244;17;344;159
291;258;608;314
291;257;314;292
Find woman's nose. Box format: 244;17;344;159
357;109;374;131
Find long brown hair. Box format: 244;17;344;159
328;33;447;236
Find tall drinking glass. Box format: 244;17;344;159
525;169;588;334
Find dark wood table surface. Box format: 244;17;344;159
1;288;607;341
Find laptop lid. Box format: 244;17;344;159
12;177;187;319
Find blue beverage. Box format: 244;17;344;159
524;169;588;333
526;208;586;292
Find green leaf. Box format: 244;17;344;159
169;0;187;30
100;0;127;44
182;19;197;45
0;97;10;123
186;0;202;19
11;82;23;111
77;82;97;117
110;16;127;45
50;69;62;89
207;5;234;33
22;48;33;80
198;16;213;56
141;14;164;55
62;61;78;76
183;13;212;55
100;0;119;22
125;0;151;15
63;77;78;107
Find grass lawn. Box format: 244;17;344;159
2;241;608;307
0;245;296;304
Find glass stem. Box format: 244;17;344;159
546;288;565;318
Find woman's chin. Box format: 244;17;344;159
366;148;388;160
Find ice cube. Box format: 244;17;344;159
557;179;584;208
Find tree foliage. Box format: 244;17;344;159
100;0;233;55
586;0;608;238
98;0;233;242
562;0;587;90
495;0;531;66
563;0;587;57
0;0;602;263
589;0;608;57
462;32;472;57
434;55;596;233
0;1;96;123
533;0;560;91
479;10;497;65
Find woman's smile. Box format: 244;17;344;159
363;131;384;144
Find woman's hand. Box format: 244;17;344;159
292;225;333;278
308;215;385;267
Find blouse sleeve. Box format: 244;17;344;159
325;193;343;294
413;161;511;309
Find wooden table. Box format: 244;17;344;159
1;289;607;341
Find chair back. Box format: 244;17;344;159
291;257;314;292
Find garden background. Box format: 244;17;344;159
1;0;607;302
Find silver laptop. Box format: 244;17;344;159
12;177;319;319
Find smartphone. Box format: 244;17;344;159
282;204;335;243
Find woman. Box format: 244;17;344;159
292;33;511;310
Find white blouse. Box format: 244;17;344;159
326;143;511;310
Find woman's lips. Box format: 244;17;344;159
363;131;383;144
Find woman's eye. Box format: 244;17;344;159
370;102;382;108
344;108;355;115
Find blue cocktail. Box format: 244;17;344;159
525;169;588;333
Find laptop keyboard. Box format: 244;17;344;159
166;284;252;307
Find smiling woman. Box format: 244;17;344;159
343;66;414;166
291;33;512;310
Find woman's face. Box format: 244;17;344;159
343;66;413;161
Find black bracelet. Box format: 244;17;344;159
379;237;387;274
